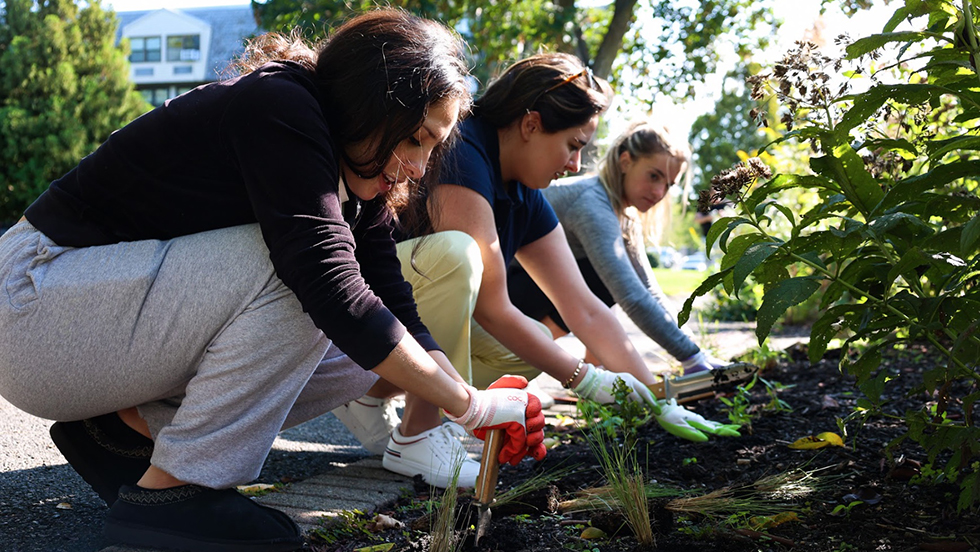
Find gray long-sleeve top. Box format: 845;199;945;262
541;175;700;361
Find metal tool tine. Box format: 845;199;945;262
474;429;505;545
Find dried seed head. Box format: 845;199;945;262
697;189;715;213
746;157;772;179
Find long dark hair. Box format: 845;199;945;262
233;9;471;231
474;52;612;132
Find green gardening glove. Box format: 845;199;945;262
655;398;741;442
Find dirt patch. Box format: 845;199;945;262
308;343;979;552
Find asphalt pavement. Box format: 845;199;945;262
0;304;807;552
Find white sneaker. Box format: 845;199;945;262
383;423;480;489
331;396;401;455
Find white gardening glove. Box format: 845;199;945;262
572;364;657;407
680;350;729;375
655;398;741;442
444;375;546;465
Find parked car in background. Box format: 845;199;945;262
679;251;710;271
646;246;680;269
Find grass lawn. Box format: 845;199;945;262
651;268;712;297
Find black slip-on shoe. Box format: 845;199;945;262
50;413;153;507
105;484;304;552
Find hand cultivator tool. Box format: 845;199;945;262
650;362;758;403
473;428;505;545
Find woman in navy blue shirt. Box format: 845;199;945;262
335;54;738;488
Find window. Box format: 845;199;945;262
134;68;153;77
130;36;161;63
167;35;201;62
173;66;192;75
141;87;170;107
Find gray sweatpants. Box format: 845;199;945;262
0;222;377;488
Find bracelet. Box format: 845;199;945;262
562;360;586;389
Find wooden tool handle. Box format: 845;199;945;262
475;429;506;504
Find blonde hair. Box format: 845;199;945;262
596;120;692;248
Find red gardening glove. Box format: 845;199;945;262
446;375;547;465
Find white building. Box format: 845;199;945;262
116;6;262;106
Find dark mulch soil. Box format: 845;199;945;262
310;341;979;552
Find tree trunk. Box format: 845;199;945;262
593;0;639;79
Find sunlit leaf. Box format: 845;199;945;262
815;432;844;446
581;526;606;539
354;544;395;552
788;432;843;449
756;277;821;343
749;511;799;530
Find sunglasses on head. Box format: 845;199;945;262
530;66;600;109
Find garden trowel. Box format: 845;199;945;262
473;428;506;545
649;362;759;403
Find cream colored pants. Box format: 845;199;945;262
396;232;548;389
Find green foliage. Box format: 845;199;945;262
761;377;794;413
719;372;794;431
705;273;825;324
719;379;756;427
577;377;653;447
250;0;774;100
312;509;377;545
830;500;864;517
682;0;980;510
0;0;148;224
737;340;787;370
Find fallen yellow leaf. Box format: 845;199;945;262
580;526;606;539
354;544;395;552
788;432;843;449
749;511;799;530
237;483;278;495
816;432;844;446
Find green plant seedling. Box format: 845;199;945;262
830;501;864;518
719;375;757;427
312;509;377;545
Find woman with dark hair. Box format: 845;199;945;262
335;54;736;484
507;120;735;375
0;9;545;552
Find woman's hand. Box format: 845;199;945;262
572;364;657;406
446;375;546;465
654;398;741;442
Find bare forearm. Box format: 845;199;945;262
564;302;656;386
475;303;586;388
371;335;470;417
429;349;468;385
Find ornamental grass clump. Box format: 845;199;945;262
429;456;466;552
682;0;980;510
666;468;831;519
579;378;657;545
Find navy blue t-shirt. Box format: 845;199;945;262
439;117;558;264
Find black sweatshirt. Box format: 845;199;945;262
25;61;439;370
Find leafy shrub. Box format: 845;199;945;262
681;0;980;510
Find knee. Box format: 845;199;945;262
422;231;483;287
